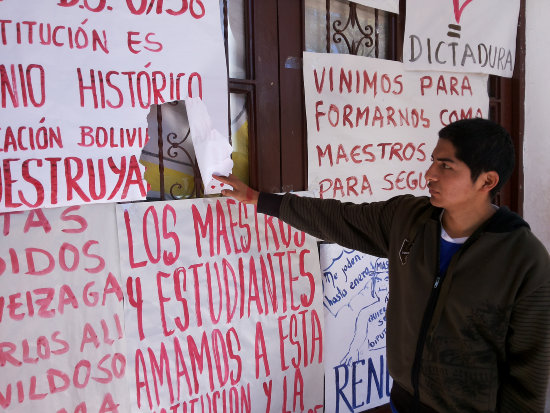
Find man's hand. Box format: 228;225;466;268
212;174;259;205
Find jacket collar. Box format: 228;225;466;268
485;206;530;233
426;203;529;235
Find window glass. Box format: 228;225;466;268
224;0;247;79
225;0;249;185
230;92;250;185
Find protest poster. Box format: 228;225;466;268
0;204;129;412
0;0;228;212
320;244;390;412
116;197;325;412
353;0;399;14
303;51;489;201
403;0;520;77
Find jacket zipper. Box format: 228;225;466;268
410;225;443;412
411;273;444;409
407;212;489;411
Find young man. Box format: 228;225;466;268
214;118;550;412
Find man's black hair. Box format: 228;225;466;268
438;118;515;199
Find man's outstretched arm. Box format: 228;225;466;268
212;173;400;256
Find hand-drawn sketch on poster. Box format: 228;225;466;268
303;51;489;202
320;244;391;412
0;204;129;412
116;198;325;412
0;1;228;212
403;0;520;77
353;0;399;14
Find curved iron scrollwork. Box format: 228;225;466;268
166;129;190;159
326;1;380;57
164;129;204;199
332;3;374;55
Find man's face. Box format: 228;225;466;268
425;139;487;210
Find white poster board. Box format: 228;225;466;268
0;204;129;412
0;1;228;212
320;244;390;412
303;51;489;201
403;0;520;77
116;198;325;412
353;0;398;14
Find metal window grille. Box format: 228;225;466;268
325;0;381;57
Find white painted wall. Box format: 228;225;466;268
524;1;550;252
525;3;550;411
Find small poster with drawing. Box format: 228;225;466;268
320;243;391;412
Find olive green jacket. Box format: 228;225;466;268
258;193;550;413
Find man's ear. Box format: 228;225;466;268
480;171;499;193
